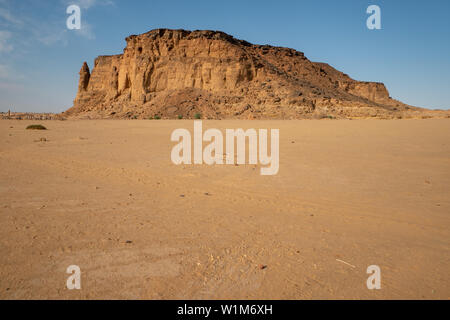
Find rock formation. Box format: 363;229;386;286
64;28;447;119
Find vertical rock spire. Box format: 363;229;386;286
78;62;90;92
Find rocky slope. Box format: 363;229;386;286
64;28;447;119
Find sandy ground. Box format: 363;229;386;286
0;119;449;299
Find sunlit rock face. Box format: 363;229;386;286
67;28;419;119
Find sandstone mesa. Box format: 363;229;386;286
63;28;449;120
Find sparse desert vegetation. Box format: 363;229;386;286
26;124;47;130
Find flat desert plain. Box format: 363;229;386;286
0;119;449;299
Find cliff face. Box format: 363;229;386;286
65;28;426;119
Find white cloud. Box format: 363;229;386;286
0;64;7;77
36;29;68;46
76;21;96;40
0;0;117;89
0;0;115;49
79;0;101;9
64;0;115;10
0;30;13;53
0;7;23;26
0;63;12;78
0;63;24;81
0;81;24;91
60;0;114;40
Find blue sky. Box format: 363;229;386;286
0;0;449;112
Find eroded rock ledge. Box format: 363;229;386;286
64;28;446;119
